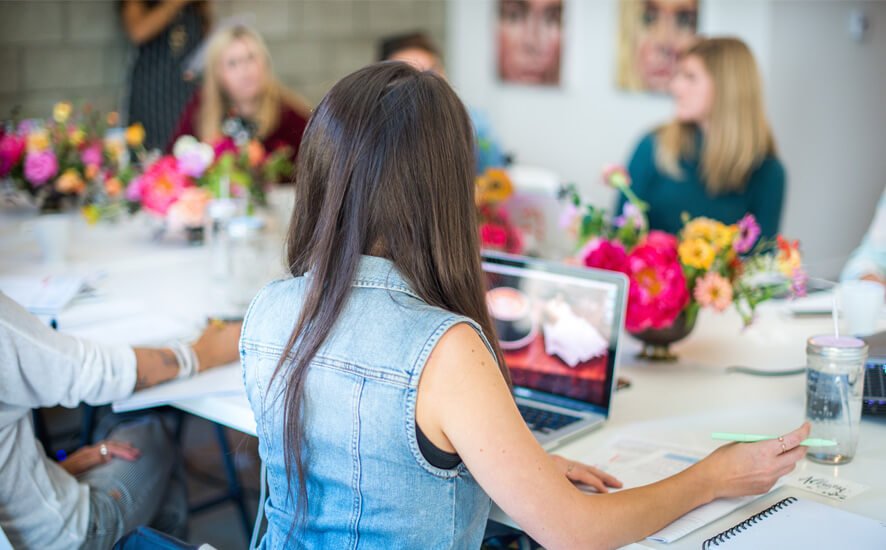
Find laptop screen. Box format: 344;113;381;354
481;252;627;413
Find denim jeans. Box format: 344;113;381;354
78;413;188;550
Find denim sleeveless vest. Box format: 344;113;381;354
240;256;494;549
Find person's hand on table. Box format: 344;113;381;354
59;440;141;476
697;422;810;500
549;454;623;493
192;320;242;372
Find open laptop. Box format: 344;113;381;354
481;251;628;449
861;332;886;416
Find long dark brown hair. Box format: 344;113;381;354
273;61;509;523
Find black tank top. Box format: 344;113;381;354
416;424;460;470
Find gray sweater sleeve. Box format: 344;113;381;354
0;293;137;409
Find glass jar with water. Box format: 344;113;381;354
805;335;867;465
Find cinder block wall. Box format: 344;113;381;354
0;0;446;120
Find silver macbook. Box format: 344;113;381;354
482;251;628;449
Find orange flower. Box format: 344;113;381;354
104;177;122;197
125;123;145;148
106;111;119;126
247;140;266;167
55;169;85;194
84;164;99;180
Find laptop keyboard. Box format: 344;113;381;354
518;404;581;434
864;363;886;415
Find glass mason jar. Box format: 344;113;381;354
805;335;868;465
226;216;268;308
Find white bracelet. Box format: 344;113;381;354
171;342;199;379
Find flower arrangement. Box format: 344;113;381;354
476;167;524;254
1;102;144;218
125;134;292;231
562;166;806;333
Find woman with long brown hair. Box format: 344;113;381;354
169;24;311;166
240;61;808;548
619;37;785;238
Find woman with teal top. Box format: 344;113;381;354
618;37;785;238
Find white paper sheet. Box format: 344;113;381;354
0;275;85;314
112;363;245;413
587;438;781;544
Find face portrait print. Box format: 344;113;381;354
497;0;564;86
616;0;699;93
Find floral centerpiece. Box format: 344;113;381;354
0;102;144;218
476;167;524;254
562;165;807;359
125;134;292;240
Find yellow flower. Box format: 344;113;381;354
82;204;100;225
679;238;716;270
712;224;738;251
53;101;72;124
55;169;85;194
125;123;145;148
27;130;50;152
475;168;513;205
69;128;86;147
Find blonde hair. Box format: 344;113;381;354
656;37;777;195
199;25;311;142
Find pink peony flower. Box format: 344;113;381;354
642;230;680;263
0;133;26;177
694;272;734;312
134;156;192;215
582;239;629;273
624;241;689;332
734;213;761;254
81;143;103;168
23;150;59;186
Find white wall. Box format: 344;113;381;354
447;0;886;279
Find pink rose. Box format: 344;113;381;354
0;133;26;177
480;223;509;249
80;143;103;168
23;150;59;186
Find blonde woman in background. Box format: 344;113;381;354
618;37;786;238
169;24;311;168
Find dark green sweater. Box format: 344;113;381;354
616;131;786;238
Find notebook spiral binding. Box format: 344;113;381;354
702;497;798;549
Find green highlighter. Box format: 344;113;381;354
711;433;837;447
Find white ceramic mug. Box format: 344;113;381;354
840;280;885;336
22;213;72;264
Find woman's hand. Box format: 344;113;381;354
192;320;242;372
59;440;141;477
700;422;810;500
549;454;623;493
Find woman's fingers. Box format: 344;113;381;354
565;463;622;493
101;440;142;462
768;422;811;455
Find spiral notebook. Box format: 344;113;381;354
702;497;886;549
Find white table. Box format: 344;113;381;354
3;211;885;549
